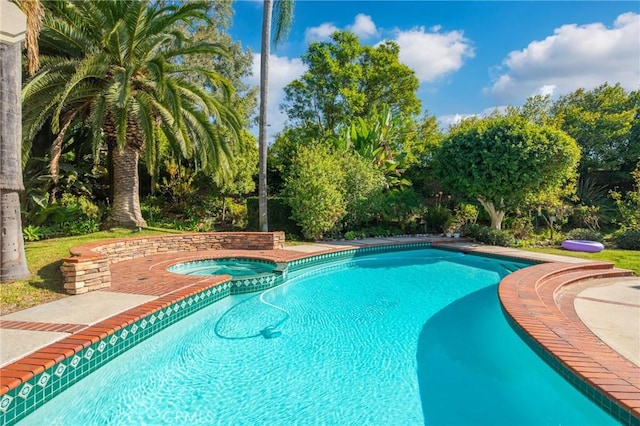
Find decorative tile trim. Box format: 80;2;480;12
0;282;231;425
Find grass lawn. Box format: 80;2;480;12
523;247;640;275
0;228;181;315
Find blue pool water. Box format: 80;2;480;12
168;258;275;277
20;248;614;425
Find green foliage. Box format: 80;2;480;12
463;224;514;247
435;112;580;229
451;203;478;231
424;206;452;234
246;197;302;237
571;204;601;231
376;188;424;232
612;229;640;250
565;228;604;243
24;193;102;239
610;164;640;231
22;225;43;242
551;83;639;175
503;215;534;240
284;145;346;240
282;30;421;139
340;152;386;228
23;1;243;228
576;177;609;206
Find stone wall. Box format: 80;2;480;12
61;232;286;294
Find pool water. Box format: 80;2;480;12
20;249;614;425
168;258;276;277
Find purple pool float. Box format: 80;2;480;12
561;239;604;253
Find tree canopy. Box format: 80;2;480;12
551;83;639;176
434;113;581;229
23;0;242;227
281;30;421;140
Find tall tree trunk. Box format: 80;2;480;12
258;0;272;232
477;196;506;230
103;114;147;228
0;3;30;282
103;143;147;228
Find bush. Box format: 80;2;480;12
463;224;514;247
565;228;604;242
612;229;640;250
246;197;302;238
424;206;451;233
503;215;534;240
284;144;346;240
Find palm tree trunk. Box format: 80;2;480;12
258;0;273;232
103;143;147;228
0;6;30;282
103;114;147;228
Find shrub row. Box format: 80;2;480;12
463;224;514;247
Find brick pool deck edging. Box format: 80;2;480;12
498;261;639;425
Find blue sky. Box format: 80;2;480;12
229;1;640;137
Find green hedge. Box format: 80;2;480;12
246;197;302;238
463;224;514;247
612;229;640;250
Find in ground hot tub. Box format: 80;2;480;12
168;258;277;277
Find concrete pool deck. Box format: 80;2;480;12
0;236;638;422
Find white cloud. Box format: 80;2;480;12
488;12;640;103
249;54;307;141
438;113;474;128
305;14;377;42
536;84;557;97
305;22;339;42
346;14;378;39
438;106;508;129
392;26;475;83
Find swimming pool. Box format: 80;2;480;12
18;248;614;425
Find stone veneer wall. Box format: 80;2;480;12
60;232;285;294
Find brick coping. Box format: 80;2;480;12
498;261;639;425
1;241;637;425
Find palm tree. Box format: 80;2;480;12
258;0;294;232
23;0;241;228
0;0;34;282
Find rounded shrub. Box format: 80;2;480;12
565;228;604;243
424;206;452;233
612;229;640;250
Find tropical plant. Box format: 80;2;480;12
22;0;242;228
258;0;294;232
335;104;412;188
